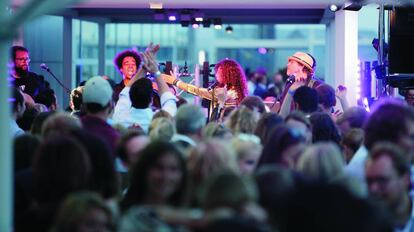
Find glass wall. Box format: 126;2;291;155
73;19;99;84
72;21;327;85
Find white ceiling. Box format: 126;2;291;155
12;0;345;9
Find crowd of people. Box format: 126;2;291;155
9;43;414;232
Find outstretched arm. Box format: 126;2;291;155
161;73;214;101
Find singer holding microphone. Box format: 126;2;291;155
162;58;248;121
277;52;323;117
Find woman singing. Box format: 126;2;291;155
162;58;248;121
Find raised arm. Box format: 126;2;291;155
161;73;213;101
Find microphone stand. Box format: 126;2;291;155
43;68;71;94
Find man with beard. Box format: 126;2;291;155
10;46;47;99
365;142;414;231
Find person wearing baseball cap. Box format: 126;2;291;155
277;52;323;117
81;76;120;155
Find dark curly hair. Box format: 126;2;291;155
113;50;142;73
215;59;248;104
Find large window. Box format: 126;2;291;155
73;19;99;84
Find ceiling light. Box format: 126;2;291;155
149;2;163;9
194;11;204;22
213;18;222;30
167;11;177;21
329;4;339;12
225;25;233;34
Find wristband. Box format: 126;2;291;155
173;79;179;86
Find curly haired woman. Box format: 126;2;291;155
163;58;248;121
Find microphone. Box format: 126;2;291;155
40;63;50;72
208;81;218;90
40;63;70;94
286;75;295;84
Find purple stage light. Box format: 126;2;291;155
168;15;177;21
258;47;267;54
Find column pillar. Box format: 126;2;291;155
334;10;359;106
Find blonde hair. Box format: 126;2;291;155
231;133;262;161
202;122;232;139
188;139;238;180
148;117;175;141
226;106;258;134
202;170;257;211
296;142;344;182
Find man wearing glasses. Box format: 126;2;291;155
10;46;47;99
365;143;413;231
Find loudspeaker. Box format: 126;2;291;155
389;7;414;75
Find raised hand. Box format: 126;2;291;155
336;85;347;100
215;85;228;106
142;51;159;74
145;42;160;56
290;78;307;91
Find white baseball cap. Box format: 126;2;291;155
83;76;113;107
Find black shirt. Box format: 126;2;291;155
12;72;47;99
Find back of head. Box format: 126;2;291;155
227;106;258;134
69;129;119;199
310;112;341;145
129;78;153;109
175;104;205;135
293;86;318;114
149;117;175;141
240;96;266;114
315;84;336;110
188;139;239;189
35;89;57;110
31;111;56;135
296;142;344;183
337;106;368;129
341;128;364;154
202;170;257;211
279;183;392;232
83;76;113;113
202;122;233;139
53;191;114;232
258;124;306;168
33;135;91;204
14;134;41;172
364;98;414;150
254;112;284;144
41;112;82;138
70;86;84;111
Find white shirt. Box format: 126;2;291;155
112;86;177;133
346;145;369;185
